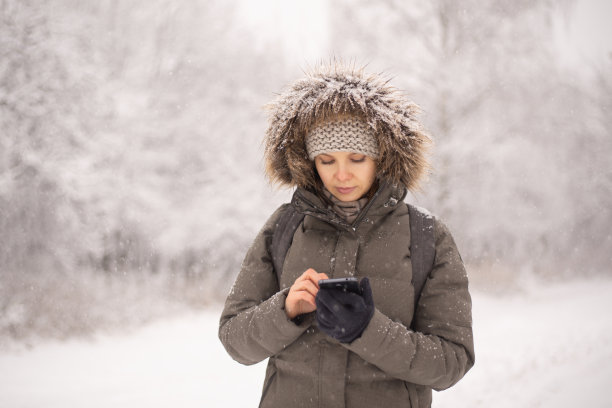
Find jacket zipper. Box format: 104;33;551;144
294;182;388;233
350;182;386;230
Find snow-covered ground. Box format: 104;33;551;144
1;278;611;408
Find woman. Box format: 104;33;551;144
219;64;474;407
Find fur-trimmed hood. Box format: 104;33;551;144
263;63;431;192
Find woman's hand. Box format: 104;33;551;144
285;268;329;319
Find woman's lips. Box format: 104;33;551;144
336;187;356;195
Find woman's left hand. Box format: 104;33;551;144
315;277;375;343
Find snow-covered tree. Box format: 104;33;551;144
329;0;609;275
0;0;105;273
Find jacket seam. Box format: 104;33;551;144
417;316;472;330
318;345;323;408
330;230;341;277
259;361;277;407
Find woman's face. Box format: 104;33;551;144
314;151;377;202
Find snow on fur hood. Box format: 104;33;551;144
263;63;431;192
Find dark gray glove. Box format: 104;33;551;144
315;277;374;343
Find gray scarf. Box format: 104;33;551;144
322;187;370;224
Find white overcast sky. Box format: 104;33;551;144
554;0;612;71
238;0;611;74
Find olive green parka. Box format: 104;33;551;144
219;183;474;407
219;64;474;407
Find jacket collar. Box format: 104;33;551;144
291;181;407;232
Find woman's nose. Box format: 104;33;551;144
335;166;351;181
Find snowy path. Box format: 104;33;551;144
1;278;611;407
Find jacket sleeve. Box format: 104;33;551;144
344;218;475;390
218;204;313;365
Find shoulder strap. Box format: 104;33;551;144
271;205;305;284
407;203;436;314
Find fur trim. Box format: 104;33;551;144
263;63;431;191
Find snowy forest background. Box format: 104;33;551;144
1;0;611;344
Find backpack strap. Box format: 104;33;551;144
271;204;305;284
407;203;436;314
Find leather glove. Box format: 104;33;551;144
315;277;374;343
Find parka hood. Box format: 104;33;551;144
263;63;431;192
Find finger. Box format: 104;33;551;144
300;269;330;288
316;303;334;326
294;269;317;286
309;272;330;289
295;268;319;290
291;279;319;298
302;268;319;279
317;272;330;281
291;279;319;296
316;289;342;311
360;277;373;304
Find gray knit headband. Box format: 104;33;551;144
305;115;379;160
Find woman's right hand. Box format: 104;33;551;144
285;268;329;319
